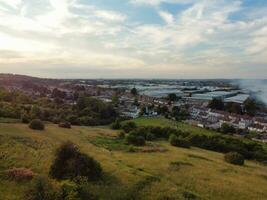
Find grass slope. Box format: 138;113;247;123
129;117;219;136
0;122;267;200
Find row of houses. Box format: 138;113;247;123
189;106;267;133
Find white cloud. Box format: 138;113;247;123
0;0;266;78
130;0;196;6
159;11;174;24
94;10;126;22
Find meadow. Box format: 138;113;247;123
0;121;267;200
129;116;220;136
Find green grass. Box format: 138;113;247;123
0;118;20;123
129;117;219;136
0;122;267;200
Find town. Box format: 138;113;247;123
1;74;267;143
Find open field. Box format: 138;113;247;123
0;122;267;200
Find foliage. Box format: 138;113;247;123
208;98;224;110
224;152;245;165
49;142;102;181
25;176;56;200
21;113;30;123
122;121;137;133
167;93;178;102
156;106;169;115
220;123;236;134
125;132;145;146
29;119;45;130
125;118;267;162
225;103;243;114
169;134;190;148
0;88;118;127
110;119;121;130
130;88;138;96
244;99;257;116
171;106;190;121
76;96;117;125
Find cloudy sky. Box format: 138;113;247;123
0;0;266;79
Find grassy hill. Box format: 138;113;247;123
0;122;267;200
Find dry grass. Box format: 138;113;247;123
0;123;267;200
5;168;36;181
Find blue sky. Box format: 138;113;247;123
0;0;266;78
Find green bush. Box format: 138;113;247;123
118;131;125;139
224;152;245;165
125;133;145;146
57;179;97;200
25;176;56;200
122;121;137;133
49;142;102;181
110;119;121;130
169;134;190;148
29;119;45;130
221;123;236;134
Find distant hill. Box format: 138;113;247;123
0;73;63;88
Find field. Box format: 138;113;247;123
0;121;267;200
129;117;220;136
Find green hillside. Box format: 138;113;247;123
0;122;267;200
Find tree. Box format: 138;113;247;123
208;98;224;110
130;88;138;96
157;105;169;115
112;94;119;106
49;142;102;181
225;103;243;114
171;106;189;121
52;88;66;99
167;93;178;102
221;123;236;134
30;105;42;119
244;99;257;116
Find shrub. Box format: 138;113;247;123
49;142;102;181
125;133;145;146
145;132;155;141
169;134;190;148
110;119;121;130
118;131;125;139
29;119;45;130
21;114;30;124
25;176;56;200
56;179;97;200
6;168;36;181
224;152;245;165
122;122;137;133
127;145;137;152
221;123;236;134
58;122;71;129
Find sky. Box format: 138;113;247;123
0;0;266;79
